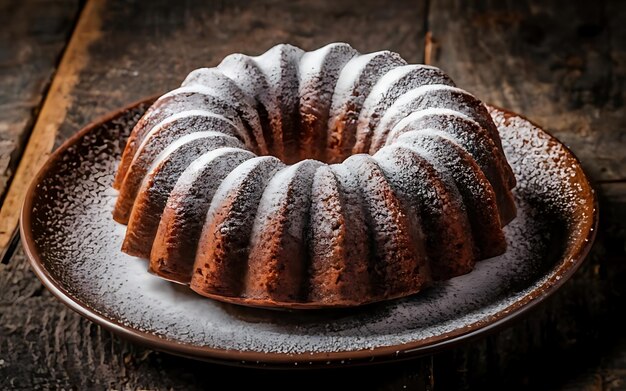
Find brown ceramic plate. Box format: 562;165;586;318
20;99;597;368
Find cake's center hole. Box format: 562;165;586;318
257;121;373;165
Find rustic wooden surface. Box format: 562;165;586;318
1;0;624;389
0;0;80;254
427;1;626;389
0;0;427;255
0;0;79;199
429;0;626;183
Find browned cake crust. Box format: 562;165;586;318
190;156;284;296
113;42;517;308
149;149;254;282
306;165;371;304
375;145;475;280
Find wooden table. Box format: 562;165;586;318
1;0;625;389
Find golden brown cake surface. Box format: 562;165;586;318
113;42;517;308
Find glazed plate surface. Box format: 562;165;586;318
21;100;597;367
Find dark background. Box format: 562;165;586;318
1;0;625;389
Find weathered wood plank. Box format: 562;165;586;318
428;0;626;183
7;0;623;388
0;0;80;204
53;0;426;145
428;0;626;389
0;0;95;252
1;0;431;388
0;0;427;255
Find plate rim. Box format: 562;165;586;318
19;98;599;367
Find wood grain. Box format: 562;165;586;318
1;249;436;389
0;0;427;255
3;0;625;389
0;0;432;388
52;0;426;145
428;0;626;183
0;246;432;389
428;0;626;388
0;0;79;207
0;0;100;252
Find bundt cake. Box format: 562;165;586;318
112;42;517;308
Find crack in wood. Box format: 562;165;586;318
0;0;102;254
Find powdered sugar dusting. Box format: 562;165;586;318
203;156;285;230
250;159;321;241
331;51;384;103
170;147;255;189
353;65;455;153
29;105;593;358
160;85;224;101
180;66;268;155
298;44;333;83
360;65;436;115
372;85;480;152
131;111;240;164
326;51;407;160
491;108;592;226
143;131;241;178
388;108;473;143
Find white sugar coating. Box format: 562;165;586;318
181;67;268;155
37;108;584;355
180;67;258;116
387;107;473;143
181;68;254;109
299;43;358;112
309;165;342;245
396;129;496;207
131;110;240;164
297;43;359;160
372;85;479;152
328;162;370;238
218;52;291;156
356;65;422;131
252;163;302;221
139;89;246;145
250;160;321;241
144;132;242;179
397;128;470;166
326;51;406;149
389;111;497;180
386;109;511;198
354;65;455;152
299;43;357;84
374;144;451;219
331;51;386;106
156;88;243;126
218;54;270;103
181;67;212;86
254;44;304;113
380;85;470;125
147;110;238;138
118;126;246;220
298;44;333;83
490;108;591;222
170;148;255;190
159;85;223;101
180;68;258;120
360;65;433;111
325;52;407;161
179;69;248;107
32;42;592;357
156;149;256;269
204;156;285;228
